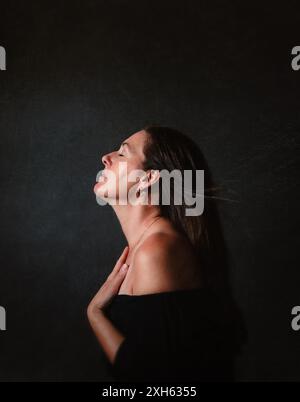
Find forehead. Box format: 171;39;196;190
122;130;148;156
124;130;148;146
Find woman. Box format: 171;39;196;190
87;125;246;382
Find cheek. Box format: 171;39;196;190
128;167;145;193
111;161;144;195
118;163;140;187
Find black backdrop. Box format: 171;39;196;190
0;0;299;381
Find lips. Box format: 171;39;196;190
97;174;107;183
101;168;110;178
96;169;107;182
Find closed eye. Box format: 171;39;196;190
118;153;124;157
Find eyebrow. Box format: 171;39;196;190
121;142;133;152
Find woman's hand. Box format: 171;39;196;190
87;246;129;316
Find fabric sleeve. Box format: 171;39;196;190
110;317;170;382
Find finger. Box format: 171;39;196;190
115;246;129;270
107;246;129;280
115;263;129;284
109;263;129;294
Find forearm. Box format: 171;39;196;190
87;306;126;364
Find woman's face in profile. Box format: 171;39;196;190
94;130;149;203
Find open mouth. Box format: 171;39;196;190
96;169;108;183
97;174;107;182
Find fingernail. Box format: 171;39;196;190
121;264;128;272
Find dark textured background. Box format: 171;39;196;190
0;0;299;381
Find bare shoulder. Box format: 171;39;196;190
131;231;201;295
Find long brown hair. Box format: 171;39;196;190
142;125;247;350
143;125;226;291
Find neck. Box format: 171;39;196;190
111;203;162;248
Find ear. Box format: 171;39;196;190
139;169;160;191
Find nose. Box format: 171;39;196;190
102;153;111;168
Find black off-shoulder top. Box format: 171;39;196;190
103;287;241;382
